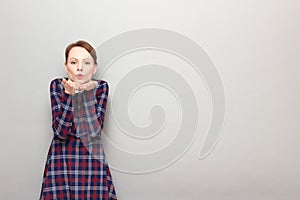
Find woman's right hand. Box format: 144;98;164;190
62;78;78;95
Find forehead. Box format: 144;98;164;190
68;46;92;60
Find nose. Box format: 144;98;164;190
77;62;83;71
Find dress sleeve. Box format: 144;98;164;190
50;79;73;139
96;80;109;132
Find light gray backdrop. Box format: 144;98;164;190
0;0;299;200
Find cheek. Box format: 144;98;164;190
66;65;76;74
85;66;96;75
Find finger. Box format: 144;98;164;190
87;82;95;89
75;81;82;91
62;78;67;86
67;80;74;88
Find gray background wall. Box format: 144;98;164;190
1;0;299;199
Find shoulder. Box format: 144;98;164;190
94;79;109;89
50;77;64;91
94;79;109;95
50;77;62;85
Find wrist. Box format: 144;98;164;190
65;88;75;96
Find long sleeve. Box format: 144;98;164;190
70;80;109;139
95;80;109;133
50;79;73;140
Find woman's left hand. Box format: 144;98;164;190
78;80;98;91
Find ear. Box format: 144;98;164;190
92;64;97;74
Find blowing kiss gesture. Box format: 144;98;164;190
62;45;98;95
62;78;98;95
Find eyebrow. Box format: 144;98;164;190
69;57;92;60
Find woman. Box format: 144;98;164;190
40;40;117;199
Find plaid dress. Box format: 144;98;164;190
40;78;117;200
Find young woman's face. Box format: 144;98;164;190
65;46;97;83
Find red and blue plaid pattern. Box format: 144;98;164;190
40;78;117;200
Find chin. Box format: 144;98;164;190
79;78;92;84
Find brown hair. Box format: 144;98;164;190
65;40;97;64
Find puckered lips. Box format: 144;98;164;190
76;74;84;80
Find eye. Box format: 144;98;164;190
84;61;91;65
70;61;76;65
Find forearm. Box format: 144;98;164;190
52;90;74;139
96;81;109;133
